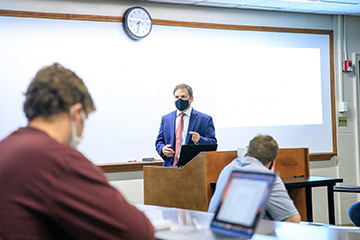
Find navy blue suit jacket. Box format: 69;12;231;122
155;109;217;166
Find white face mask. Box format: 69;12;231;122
69;106;87;149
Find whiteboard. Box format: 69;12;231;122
0;15;333;164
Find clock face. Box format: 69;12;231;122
123;7;152;40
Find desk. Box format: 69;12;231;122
334;185;360;193
282;176;343;225
136;204;360;240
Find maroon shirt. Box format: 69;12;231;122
0;127;155;240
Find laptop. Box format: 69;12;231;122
156;170;276;240
177;144;218;167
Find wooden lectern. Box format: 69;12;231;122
144;148;310;219
143;151;237;211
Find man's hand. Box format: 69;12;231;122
189;131;200;144
162;144;174;157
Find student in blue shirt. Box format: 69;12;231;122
349;202;360;226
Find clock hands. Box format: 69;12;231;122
136;21;141;34
136;19;146;34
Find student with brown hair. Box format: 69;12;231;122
0;63;154;240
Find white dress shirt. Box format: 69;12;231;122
176;107;192;158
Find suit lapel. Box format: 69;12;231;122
186;109;198;144
170;110;177;146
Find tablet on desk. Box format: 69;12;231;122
177;144;217;167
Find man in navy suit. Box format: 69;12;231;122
156;84;217;167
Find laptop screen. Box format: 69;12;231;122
211;170;275;238
177;144;218;167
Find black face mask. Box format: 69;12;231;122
175;98;190;111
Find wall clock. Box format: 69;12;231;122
123;6;153;40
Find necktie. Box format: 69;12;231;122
173;113;185;166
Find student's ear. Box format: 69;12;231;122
70;103;83;122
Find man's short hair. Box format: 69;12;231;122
173;84;193;98
246;135;279;165
23;63;96;121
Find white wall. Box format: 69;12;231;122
2;0;360;225
332;15;360;225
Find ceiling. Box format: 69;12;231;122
143;0;360;16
